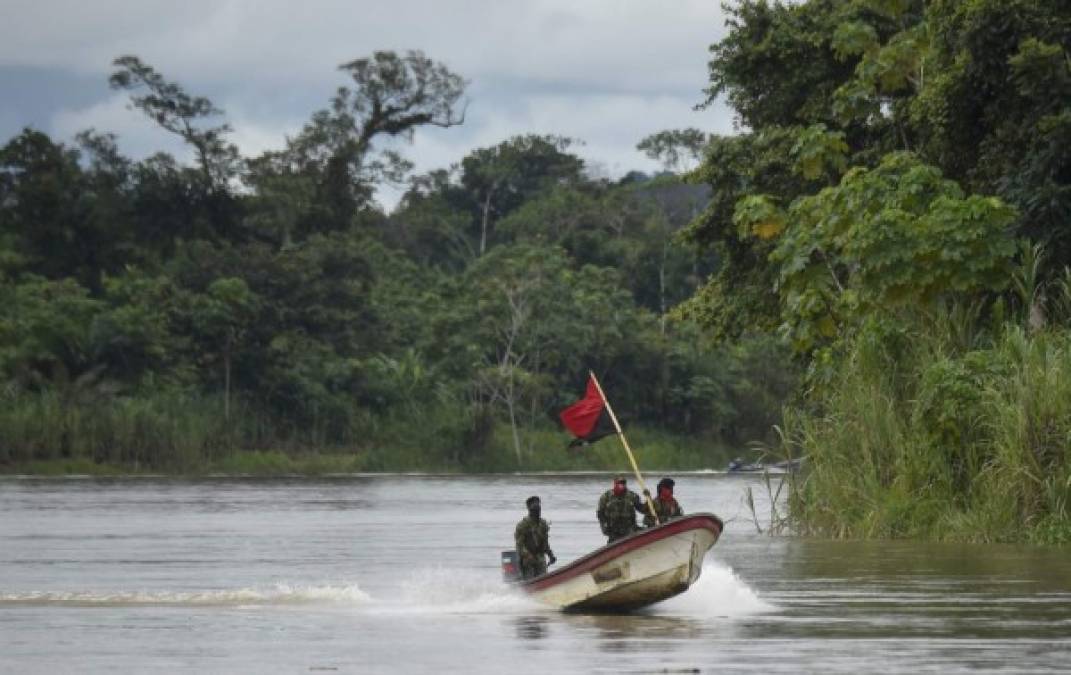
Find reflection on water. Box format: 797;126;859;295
1;474;1069;673
514;615;549;641
573;611;707;640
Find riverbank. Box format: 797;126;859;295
0;424;736;477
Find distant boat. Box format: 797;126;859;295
726;457;804;474
506;513;723;612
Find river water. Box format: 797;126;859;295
1;473;1069;673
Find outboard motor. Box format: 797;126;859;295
501;550;521;582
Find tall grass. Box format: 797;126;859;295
0;389;731;476
478;425;732;473
790;316;1071;545
0;390;275;471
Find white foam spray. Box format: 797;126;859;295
0;563;770;617
652;561;774;617
372;567;544;615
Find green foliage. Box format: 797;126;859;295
110;55;240;187
733;194;785;240
771;152;1018;351
788;314;1071;544
207;450;366;476
702;0;867;128
0;51;791;475
460;134;583;255
684;0;1071;546
1;276;104;381
677;128;805;341
636;129;710;172
790;124;849;181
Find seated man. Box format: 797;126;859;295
642;477;684;528
514;495;556;579
596;476;646;543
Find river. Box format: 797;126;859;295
1;473;1069;673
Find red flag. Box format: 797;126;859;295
560;376;616;448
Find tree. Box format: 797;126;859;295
461;245;565;462
187;277;257;421
279;50;467;225
699;0;887;130
0;275;104;387
460;135;583;255
386;168;477;268
110;56;240;189
676;129;808;341
93;269;185;385
0;129;140;291
908;1;1071;266
636;129;710;173
754;153;1018;353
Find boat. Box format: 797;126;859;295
505;512;723;612
726;457;805;474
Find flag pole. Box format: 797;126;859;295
588;370;660;525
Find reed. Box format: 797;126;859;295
0;389;309;472
790;315;1071;545
0;390;732;475
206;450;366;475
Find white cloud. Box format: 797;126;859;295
49;93;191;160
48;93;298;163
8;1;737;211
1;0;726;94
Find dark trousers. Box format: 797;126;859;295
520;555;547;579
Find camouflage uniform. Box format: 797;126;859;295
642;495;683;528
597;489;645;543
514;515;553;579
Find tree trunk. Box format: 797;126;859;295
224;353;231;422
223;332;232;422
659;240;668;335
479;191;493;256
507;391;522;464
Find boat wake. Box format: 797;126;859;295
0;563;768;616
384;567;543;615
0;584;371;607
651;561;774;617
0;570;536;614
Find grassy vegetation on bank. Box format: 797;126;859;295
0;390;734;475
788;317;1071;546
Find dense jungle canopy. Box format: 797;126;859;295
2;0;1071;544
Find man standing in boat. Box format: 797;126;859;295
597;476;647;543
642;477;683;528
515;496;556;579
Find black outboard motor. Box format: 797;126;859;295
501;550;521;582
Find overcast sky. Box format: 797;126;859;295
1;0;736;208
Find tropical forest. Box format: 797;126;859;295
3;0;1070;545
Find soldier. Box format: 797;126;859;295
515;495;556;579
642;476;684;528
596;476;647;543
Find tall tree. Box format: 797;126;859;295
276;50;467;228
460;135;583;255
0;130;136;291
110;56;240;189
636;128;710;173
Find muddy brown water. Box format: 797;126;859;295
1;473;1068;673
